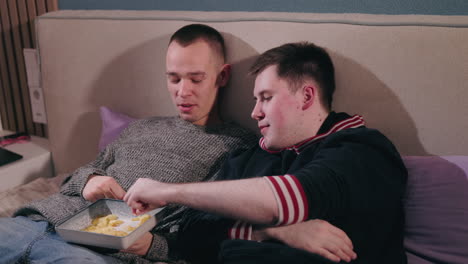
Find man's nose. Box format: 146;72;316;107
178;80;193;97
251;102;264;120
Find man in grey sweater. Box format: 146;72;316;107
0;24;257;264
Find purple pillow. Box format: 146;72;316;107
403;156;468;264
98;106;136;151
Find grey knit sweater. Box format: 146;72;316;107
15;116;257;264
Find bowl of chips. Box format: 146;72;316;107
56;199;164;249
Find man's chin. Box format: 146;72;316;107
179;114;207;126
264;139;281;151
179;114;194;121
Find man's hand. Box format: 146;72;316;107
124;178;171;215
82;175;126;202
120;232;153;256
254;219;357;263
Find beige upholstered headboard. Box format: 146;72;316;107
36;10;468;175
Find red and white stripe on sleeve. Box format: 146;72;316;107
228;174;308;241
264;174;309;226
228;220;253;240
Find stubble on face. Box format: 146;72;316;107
166;40;223;126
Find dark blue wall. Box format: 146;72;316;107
58;0;468;16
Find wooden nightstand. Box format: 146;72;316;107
0;130;54;192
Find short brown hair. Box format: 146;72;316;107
249;42;335;109
169;24;226;63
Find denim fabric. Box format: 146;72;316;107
0;216;121;264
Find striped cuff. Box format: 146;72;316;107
264;175;309;225
228;220;253;240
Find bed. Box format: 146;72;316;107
1;10;467;264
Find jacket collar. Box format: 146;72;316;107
259;112;365;154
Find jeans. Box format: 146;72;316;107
0;216;121;264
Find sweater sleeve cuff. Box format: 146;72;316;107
264;175;309;225
60;167;106;196
228;220;253;240
145;233;169;261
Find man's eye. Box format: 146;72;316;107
192;79;202;84
262;96;272;101
168;77;180;84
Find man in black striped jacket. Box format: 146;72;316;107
125;42;408;264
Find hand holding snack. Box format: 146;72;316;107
83;175;127;202
124;178;170;215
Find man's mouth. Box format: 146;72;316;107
178;104;195;112
258;125;269;134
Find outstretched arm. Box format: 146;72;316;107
124;177;278;225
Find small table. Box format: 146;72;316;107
0;130;54;192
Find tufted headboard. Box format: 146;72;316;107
35;10;468;175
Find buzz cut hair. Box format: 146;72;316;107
169;24;226;63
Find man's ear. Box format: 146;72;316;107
217;64;231;87
302;85;316;110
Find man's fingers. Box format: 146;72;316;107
123;190;131;203
132;208;138;215
84;176;126;202
329;226;354;249
313;248;341;263
132;207;148;216
89;191;105;202
108;185;126;200
319;220;353;249
127;199;148;215
325;236;356;262
87;195;97;202
344;247;357;261
135;208;147;215
133;201;148;211
328;247;351;263
303;241;352;263
332;232;356;260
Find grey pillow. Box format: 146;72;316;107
403;156;468;264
